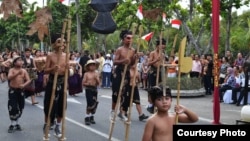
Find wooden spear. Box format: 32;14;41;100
43;19;67;141
59;16;72;141
155;31;163;86
175;37;192;124
108;24;137;141
154;31;163;113
124;25;143;141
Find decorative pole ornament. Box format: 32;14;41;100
212;0;221;125
0;0;23;20
89;0;118;34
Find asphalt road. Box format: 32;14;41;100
0;81;248;141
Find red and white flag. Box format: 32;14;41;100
171;19;182;29
162;12;167;23
136;4;143;20
59;0;75;6
141;32;154;41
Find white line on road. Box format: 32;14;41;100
100;95;112;99
25;99;121;141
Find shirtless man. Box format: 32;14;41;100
43;34;68;137
110;30;136;120
142;86;198;141
7;56;32;133
147;38;166;113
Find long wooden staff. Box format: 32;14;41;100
154;31;163;113
163;33;178;95
175;37;192;124
124;25;143;141
155;31;163;86
43;19;68;141
59;16;72;141
108;25;137;141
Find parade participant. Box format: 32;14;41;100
68;53;82;96
33;50;46;96
7;56;33;133
82;60;100;125
79;50;90;79
43;34;68;137
119;63;149;121
146;38;166;113
110;29;136;120
1;51;19;72
142;86;198;141
22;48;38;105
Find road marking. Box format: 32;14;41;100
198;117;228;124
25;99;120;141
66;118;120;141
67;98;82;104
225;110;241;113
100;95;112;99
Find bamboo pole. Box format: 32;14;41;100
124;25;143;141
59;16;72;141
175;37;190;124
170;34;178;57
108;25;137;141
175;51;182;124
155;31;163;86
43;19;68;141
154;31;163;113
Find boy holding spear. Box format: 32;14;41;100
142;86;198;141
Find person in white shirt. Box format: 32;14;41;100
190;54;202;78
101;54;113;88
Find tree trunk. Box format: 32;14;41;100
180;20;202;55
189;0;194;21
75;0;82;52
225;3;233;54
168;0;202;55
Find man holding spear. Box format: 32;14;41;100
43;33;68;138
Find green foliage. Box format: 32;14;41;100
1;0;250;56
167;77;203;90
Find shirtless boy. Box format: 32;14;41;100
43;34;68;137
7;56;32;133
142;86;198;141
82;60;100;125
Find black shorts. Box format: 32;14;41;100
121;85;140;112
8;87;25;121
44;74;66;118
111;65;130;103
85;86;98;110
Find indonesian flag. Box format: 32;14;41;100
59;0;75;6
136;4;143;20
171;19;182;29
141;32;154;41
162;12;167;23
